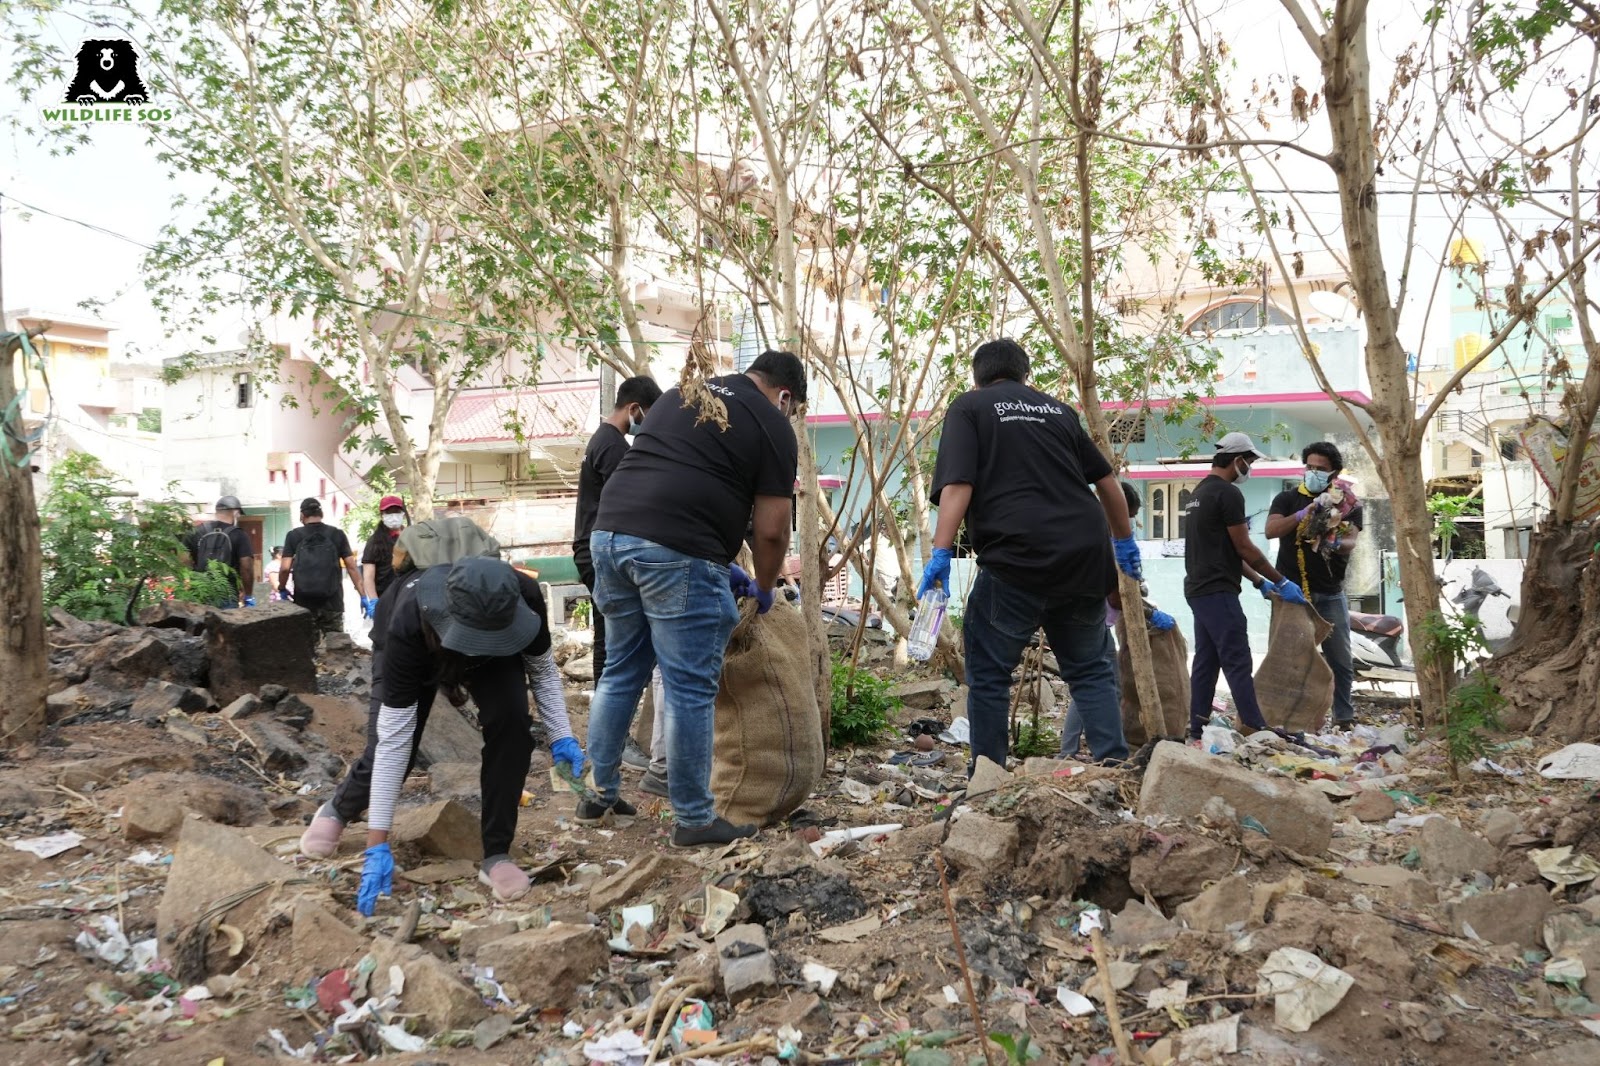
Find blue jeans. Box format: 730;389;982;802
1311;590;1355;723
585;532;740;828
1187;592;1267;737
964;569;1127;767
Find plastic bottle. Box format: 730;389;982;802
906;587;948;662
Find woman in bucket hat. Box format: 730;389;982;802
301;556;585;909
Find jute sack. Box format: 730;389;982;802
1116;616;1190;746
712;597;824;826
1253;600;1334;733
392;516;501;574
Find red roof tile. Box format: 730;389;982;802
444;382;599;444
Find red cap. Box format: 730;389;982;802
379;495;405;511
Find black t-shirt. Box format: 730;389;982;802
378;566;553;707
929;380;1115;597
1270;488;1365;594
1183;474;1250;599
282;523;354;610
594;374;798;564
184;521;254;592
573;422;629;565
361;525;402;597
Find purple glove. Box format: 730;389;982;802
754;586;775;614
728;562;757;599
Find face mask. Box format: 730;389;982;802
777;390;792;418
1304;468;1332;493
1234;458;1252;480
626;407;643;436
382;513;405;530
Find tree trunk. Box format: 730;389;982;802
1382;448;1449;715
1;335;48;746
1489;520;1600;738
794;426;834;719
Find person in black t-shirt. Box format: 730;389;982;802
586;351;803;848
1183;433;1308;740
183;495;257;608
1265;441;1363;726
924;338;1144;769
573;375;663;688
300;557;585;909
279;497;364;636
360;494;410;616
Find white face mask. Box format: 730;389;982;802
1235;458;1252;480
382;513;406;530
626;407;643;435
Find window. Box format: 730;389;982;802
235;372;254;408
1147;481;1199;541
1185;299;1292;335
1108;412;1147;444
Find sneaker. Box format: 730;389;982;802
478;856;531;903
576;795;637;826
671;817;757;849
640;769;670;798
297;803;345;859
620;737;650;771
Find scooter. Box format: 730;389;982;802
1350;609;1408;673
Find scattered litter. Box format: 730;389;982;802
126;849;169;865
1056;986;1096;1016
376;1023;426;1052
1581;1019;1600;1038
10;831;85;858
802;960;840;995
1147;980;1189;1012
609;904;657;952
1076;908;1104;935
809;823;903;857
938;717;970;744
1257;946;1354;1032
75;915;132;966
699;885;740;938
1545;957;1587;988
1538;743;1600;779
1180;1013;1241;1057
1531;847;1600;887
1469;757;1523;778
670;999;716;1048
815;914;881;943
583;1030;649;1063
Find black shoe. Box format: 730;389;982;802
640;769;670;798
576;796;637;826
671;817;757;849
620;737;651;771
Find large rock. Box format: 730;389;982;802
291;898;366;976
716;923;778;1005
967;756;1013;797
942;811;1019;875
1418;818;1498;885
891;678;953;710
234;718;308;775
371;939;488;1032
206;602;317;704
138;599;213;634
1448;885;1556;947
474;923;609;1009
156;819;300;946
129;679;213;720
1129;835;1238;905
417;705;483;768
393;800;482;861
1108;899;1180;949
1175;874;1252;932
1346;788;1396;824
1137;741;1335;855
561;656;595;684
1480;809;1524;848
588;853;695;914
122;796;183;841
458;921;519;958
1342;865;1437;909
427;761;481;801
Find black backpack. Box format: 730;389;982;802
193;521;238;575
292;527;342;600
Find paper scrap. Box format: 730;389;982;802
1257;946;1353;1032
802;961;839;996
10;831;85;858
1179;1013;1241;1058
815;914;881;943
1147;979;1189;1012
1531;846;1600;887
1056;986;1096;1016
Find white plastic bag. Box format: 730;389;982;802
1538;743;1600;780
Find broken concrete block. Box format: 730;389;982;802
234;717;308;774
417;705;484;768
458;921;519;958
138;599;213;634
890;678;952;710
941;811;1019;875
588;853;694;914
1108;899;1180;949
206;602;317;705
1138;741;1335;855
220;694;262;720
291;897;366;976
1346;788;1396;824
129;679;212;721
1342;865;1437;909
967;756;1013;796
561;655;594;683
475;923;609;1008
371;939;488;1032
156;818;300;946
1480;809;1523;849
392;800;482;861
1129;835;1238;905
105;632;171;681
1448;884;1555;947
716;923;777;1005
122;796;183;842
1418;818;1498;885
1175;874;1252;932
272;693;314;731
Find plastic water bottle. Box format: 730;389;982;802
906;587;948;661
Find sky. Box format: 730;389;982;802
0;1;1581;370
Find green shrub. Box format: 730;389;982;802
1420;608;1507;781
39;454;234;623
830;653;901;747
1011;720;1059;758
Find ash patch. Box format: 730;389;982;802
744;867;868;928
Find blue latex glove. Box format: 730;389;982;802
753;585;775;614
360;596;377;619
357;843;394;917
276;588;290;601
551;736;586;778
1149;609;1176;632
242;596;256;607
1258;581;1275;601
1112;536;1143;581
728;563;757;599
1274;578;1309;606
917;547;953;600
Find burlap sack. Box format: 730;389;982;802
711;598;824;826
392;516;501;574
1253;600;1335;733
1117;617;1191;746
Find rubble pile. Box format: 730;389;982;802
0;610;1598;1064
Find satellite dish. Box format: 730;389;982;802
1307;290;1356;322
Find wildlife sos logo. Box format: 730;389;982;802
44;39;172;124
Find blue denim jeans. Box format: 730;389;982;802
1311;590;1355;723
585;532;740;828
964;568;1127;767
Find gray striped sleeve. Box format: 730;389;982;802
367;702;418;832
524;651;574;744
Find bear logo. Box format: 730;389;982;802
64;39;148;106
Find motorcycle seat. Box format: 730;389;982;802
1349;611;1403;637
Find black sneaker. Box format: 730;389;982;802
620;737;651;771
575;796;637;826
671;817;757;849
640;769;670;797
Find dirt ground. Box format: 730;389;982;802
3;625;1599;1066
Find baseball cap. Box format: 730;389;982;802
215;495;244;514
300;497;324;516
415;557;541;657
1215;432;1262;460
379;494;405;512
